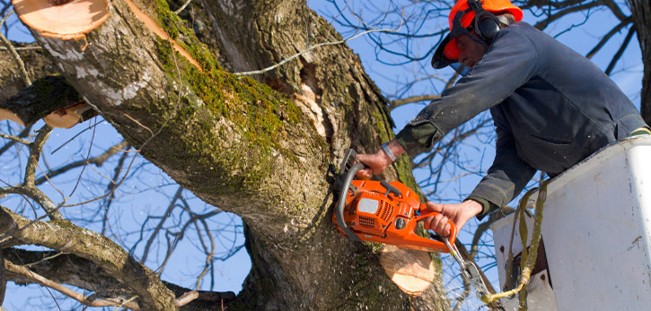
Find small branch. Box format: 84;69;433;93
0;46;41;51
34;140;129;186
235;27;400;76
0;125;33;156
605;25;636;76
0;11;31;86
390;95;440;110
101;149;130;235
20;124;63;220
24;125;52;186
585;18;632;60
175;290;199;307
140;186;184;263
174;0;193;14
4;259;141;310
0;132;30;145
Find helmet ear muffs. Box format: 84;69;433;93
475;12;500;41
467;0;502;42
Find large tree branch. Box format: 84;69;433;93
3;248;236;311
5;259;141;309
0;207;176;310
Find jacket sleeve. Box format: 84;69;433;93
396;25;538;155
468;114;536;219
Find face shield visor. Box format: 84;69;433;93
431;11;475;76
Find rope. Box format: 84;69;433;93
481;179;548;307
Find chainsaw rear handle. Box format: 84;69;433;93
414;209;458;247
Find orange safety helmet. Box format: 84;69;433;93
432;0;523;69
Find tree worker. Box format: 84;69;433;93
355;0;651;237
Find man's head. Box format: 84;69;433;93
431;0;523;73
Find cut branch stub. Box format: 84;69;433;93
379;245;436;296
0;76;95;128
12;0;109;40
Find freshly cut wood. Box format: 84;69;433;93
43;102;92;128
380;245;436;296
12;0;109;40
0;108;24;125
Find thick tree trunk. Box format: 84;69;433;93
10;0;448;310
629;0;651;123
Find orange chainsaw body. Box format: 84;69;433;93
333;178;456;253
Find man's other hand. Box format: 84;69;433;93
422;200;483;237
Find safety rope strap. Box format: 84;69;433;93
481;179;548;307
630;126;651;137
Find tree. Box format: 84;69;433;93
0;0;648;310
628;0;651;124
0;0;449;310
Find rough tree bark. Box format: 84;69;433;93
4;0;449;310
628;0;651;124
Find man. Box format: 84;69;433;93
356;0;650;237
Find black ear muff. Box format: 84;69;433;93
467;0;501;43
475;12;500;41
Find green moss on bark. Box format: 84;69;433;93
143;3;316;195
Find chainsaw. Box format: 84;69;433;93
331;149;501;307
332;149;457;253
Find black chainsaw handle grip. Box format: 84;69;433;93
335;162;365;241
380;180;402;197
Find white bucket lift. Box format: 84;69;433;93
491;136;651;310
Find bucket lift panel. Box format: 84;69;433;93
492;136;651;310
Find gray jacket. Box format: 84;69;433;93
396;22;647;218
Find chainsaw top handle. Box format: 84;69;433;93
336;149;364;241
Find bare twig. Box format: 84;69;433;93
0;132;30;145
19;124;63;220
140;186;184;263
605;25;636;76
235;27;400;76
390;94;440;109
586;18;632;60
0;11;31;86
34;140;129;186
174;0;193;14
175;290;199;307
